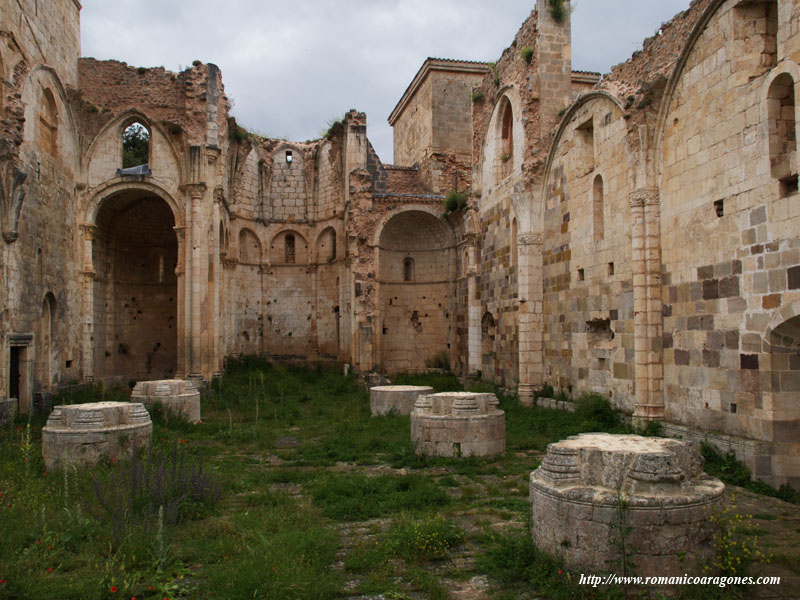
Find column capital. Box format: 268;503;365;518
629;188;660;208
80;224;98;240
180;183;207;198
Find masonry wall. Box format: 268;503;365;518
392;78;433;167
543;97;634;409
658;1;800;484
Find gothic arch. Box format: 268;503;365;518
85;110;186;183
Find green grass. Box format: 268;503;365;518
310;473;450;520
0;360;788;599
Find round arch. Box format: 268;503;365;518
376;208;456;373
83;180;184;227
88;186;181;384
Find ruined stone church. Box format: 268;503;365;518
1;0;798;487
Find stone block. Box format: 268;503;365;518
369;385;433;416
131;379;201;423
530;434;723;578
0;398;17;426
42;402;152;470
411;392;504;458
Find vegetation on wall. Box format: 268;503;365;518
520;47;534;64
550;0;567;23
443;190;469;213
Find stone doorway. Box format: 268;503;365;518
92;191;178;384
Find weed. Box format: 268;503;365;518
91;438;222;547
471;89;485;103
707;497;769;577
444;190;469;213
550;0;568;23
386;514;462;562
520;46;535;64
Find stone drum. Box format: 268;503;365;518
42;401;152;470
411;391;505;457
131;379;201;423
530;433;725;577
370;385;434;416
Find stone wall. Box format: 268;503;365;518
542;96;634;410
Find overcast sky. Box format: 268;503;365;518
81;0;690;163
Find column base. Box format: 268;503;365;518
632;404;665;427
518;383;535;407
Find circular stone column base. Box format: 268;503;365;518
530;433;725;577
131;379;201;423
370;385;434;416
411;392;505;458
42;402;153;470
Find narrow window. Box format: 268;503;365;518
158;254;165;283
285;233;295;264
510;218;518;268
577;117;595;172
329;230;336;261
497;98;514;181
577;268;585;282
608;262;615;276
39;89;57;156
285;150;293;165
593;174;604;240
403;257;414;282
122;122;150;169
768;73;797;195
714;199;724;217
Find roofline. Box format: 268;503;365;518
388;57;490;126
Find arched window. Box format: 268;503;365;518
122;122;150;169
497;97;514;181
403;257;415;282
39;89;57;156
768;73;798;196
285;233;296;264
593;175;604;240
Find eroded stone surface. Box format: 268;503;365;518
0;399;17;426
370;385;433;416
131;379;201;423
42;401;152;470
411;392;505;457
530;433;724;577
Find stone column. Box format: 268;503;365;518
211;190;223;377
80;225;97;382
629;189;664;421
173;226;187;378
644;191;665;416
187;184;207;380
517;233;543;405
465;235;481;375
